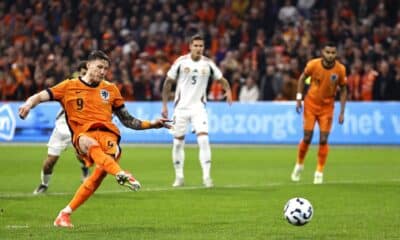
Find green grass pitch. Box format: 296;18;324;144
0;145;399;239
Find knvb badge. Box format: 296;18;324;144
0;104;16;141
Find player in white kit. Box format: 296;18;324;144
33;62;89;194
161;34;232;188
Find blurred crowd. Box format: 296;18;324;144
0;0;399;101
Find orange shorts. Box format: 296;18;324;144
74;130;121;167
303;98;334;132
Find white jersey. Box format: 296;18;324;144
54;110;70;135
167;54;223;110
47;109;71;156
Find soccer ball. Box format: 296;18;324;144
283;197;313;226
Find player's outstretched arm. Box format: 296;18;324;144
114;106;171;130
338;85;347;124
220;77;232;105
295;73;307;114
161;77;175;118
19;90;50;119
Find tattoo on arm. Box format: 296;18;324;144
220;77;231;92
114;106;143;130
162;77;174;103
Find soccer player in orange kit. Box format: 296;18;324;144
19;50;170;227
290;42;347;184
33;61;89;195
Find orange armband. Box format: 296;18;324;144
140;120;152;129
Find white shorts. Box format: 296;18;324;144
171;108;208;137
47;117;71;156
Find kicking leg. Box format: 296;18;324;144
79;134;140;190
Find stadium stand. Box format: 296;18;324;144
0;0;399;101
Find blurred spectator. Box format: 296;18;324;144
388;66;400;100
360;63;379;101
2;74;18;100
208;79;225;101
297;0;316;19
152;69;165;101
149;12;169;35
230;72;243;101
278;0;300;25
134;70;153;101
373;60;395;100
239;75;259;102
347;65;362;100
260;65;276;100
275;72;297;101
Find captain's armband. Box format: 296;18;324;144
140;120;151;129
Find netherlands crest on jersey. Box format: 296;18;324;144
330;74;338;83
100;89;110;100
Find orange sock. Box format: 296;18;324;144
69;168;107;211
317;144;329;172
297;140;310;165
88;145;121;175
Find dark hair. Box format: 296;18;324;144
324;41;337;48
88;50;110;65
77;61;87;71
190;34;204;43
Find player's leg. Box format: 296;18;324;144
291;103;316;182
33;155;59;194
193;108;212;187
291;130;313;182
54;131;139;228
78;131;140;190
171;111;188;187
298;130;313;164
313;113;333;184
318;132;330;171
78;133;121;174
196;133;213;187
76;154;90;182
54;166;107;227
34;126;70;194
313;131;329;184
172;136;185;187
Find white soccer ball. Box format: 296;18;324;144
283;197;313;226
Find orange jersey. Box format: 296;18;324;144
304;58;346;105
48;78;124;142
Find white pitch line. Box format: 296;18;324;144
0;179;399;199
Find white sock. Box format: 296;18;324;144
62;206;72;214
172;138;185;179
315;171;323;176
41;171;51;186
294;163;304;172
197;135;211;180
